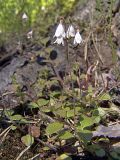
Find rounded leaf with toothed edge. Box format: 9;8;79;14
21;134;34;147
46;122;63;135
59;131;73;140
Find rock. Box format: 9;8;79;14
73;0;96;22
0;56;26;92
93;124;120;138
15;62;40;86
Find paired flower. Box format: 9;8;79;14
54;20;82;46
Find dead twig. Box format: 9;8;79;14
92;33;103;64
28;153;40;160
0;126;11;145
36;138;58;152
16;146;30;160
0;126;11;137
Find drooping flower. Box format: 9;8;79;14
22;13;28;20
73;29;82;45
66;25;75;38
41;6;45;11
54;18;65;45
54;37;64;46
27;30;33;39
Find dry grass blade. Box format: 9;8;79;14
92;33;103;64
0;127;11;145
0;126;11;137
16;146;30;160
28;153;41;160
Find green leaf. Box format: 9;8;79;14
29;99;49;109
88;85;94;95
41;106;51;112
92;116;101;124
54;109;67;118
42;37;50;46
95;148;106;157
5;109;14;117
78;130;92;143
10;114;23;121
43;147;50;151
9;114;28;123
80;115;100;129
29;102;39;109
114;147;120;154
37;98;49;107
67;109;74;118
98;93;111;101
51;91;61;98
98;108;106;117
46;122;63;135
59;131;73;140
21;134;34;147
93;107;106;117
80;115;95;129
110;151;120;159
45;47;54;54
98;137;109;143
80;74;86;79
11;125;17;130
56;154;72;160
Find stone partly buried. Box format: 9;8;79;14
0;50;47;108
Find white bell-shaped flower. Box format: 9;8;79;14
66;25;75;38
54;22;66;38
74;29;82;45
27;30;33;39
54;37;64;46
22;13;28;20
54;19;65;46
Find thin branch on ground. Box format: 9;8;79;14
28;153;41;160
0;126;11;137
36;138;58;152
16;146;31;160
